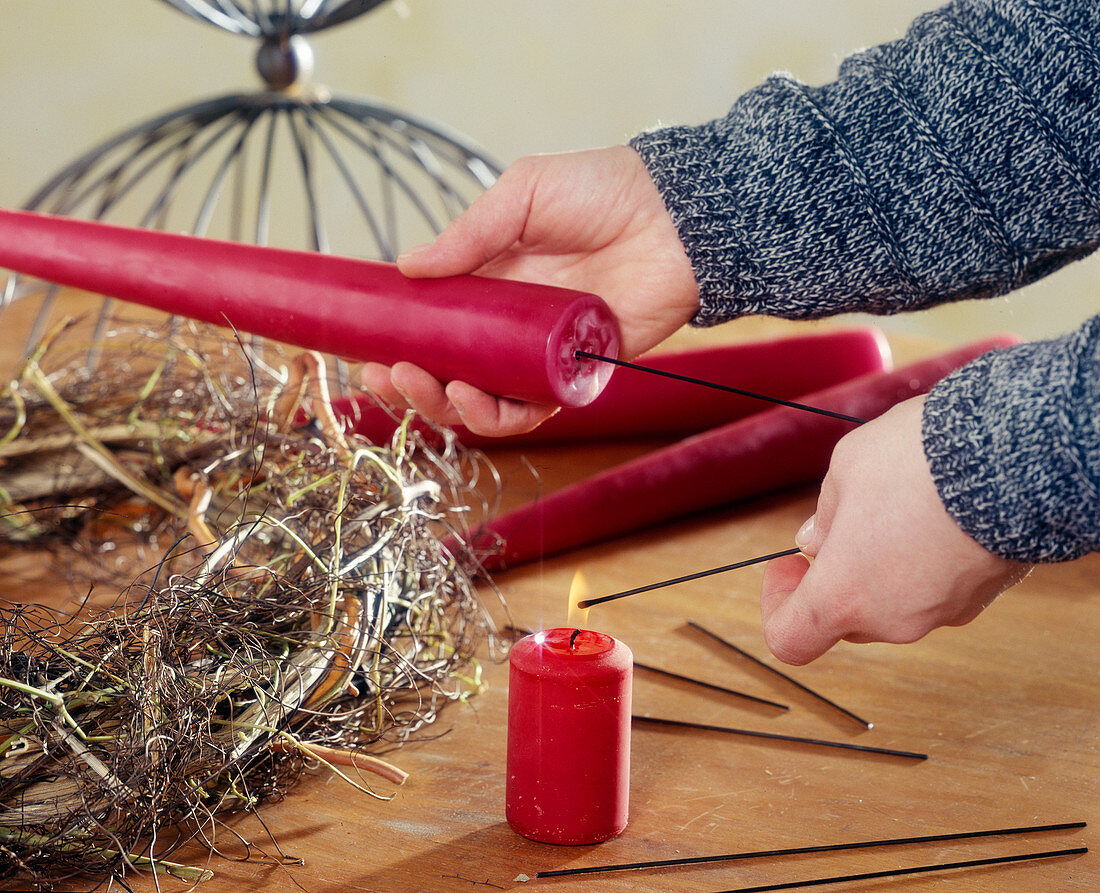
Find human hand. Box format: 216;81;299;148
361;145;699;436
759;394;1032;665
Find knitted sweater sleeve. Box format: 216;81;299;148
629;0;1100;562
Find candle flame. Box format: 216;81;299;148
566;570;590;630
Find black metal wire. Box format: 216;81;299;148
577;548;802;608
714;848;1087;893
533;821;1088;878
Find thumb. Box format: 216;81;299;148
397;171;533;278
760;556;843;665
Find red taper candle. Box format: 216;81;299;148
506;628;632;845
0;209;619;407
331;326;892;448
472;335;1023;570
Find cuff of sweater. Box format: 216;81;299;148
922;326;1100;563
629;126;756;328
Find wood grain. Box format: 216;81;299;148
1;298;1094;891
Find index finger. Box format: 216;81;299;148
444;380;559;437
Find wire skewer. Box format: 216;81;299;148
688;620;872;728
576;350;869;424
576;548;801;609
532;820;1087;878
713;847;1087;892
505;626;786;711
568;348;868;614
632;661;789;711
633;715;926;760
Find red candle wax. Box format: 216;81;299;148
0;208;619;407
506;627;632;845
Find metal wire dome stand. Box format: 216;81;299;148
0;0;502;379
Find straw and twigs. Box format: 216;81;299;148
0;321;496;888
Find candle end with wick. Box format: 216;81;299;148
569;628;582;650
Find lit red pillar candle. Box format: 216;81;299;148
506;627;632;845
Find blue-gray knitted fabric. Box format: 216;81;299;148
630;0;1100;563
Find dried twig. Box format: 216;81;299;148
0;322;500;889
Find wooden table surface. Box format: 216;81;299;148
1;301;1095;892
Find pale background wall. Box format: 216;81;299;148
1;0;1097;346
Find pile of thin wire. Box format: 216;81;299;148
0;320;500;888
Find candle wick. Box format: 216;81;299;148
569;629;582;650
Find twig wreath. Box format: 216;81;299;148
0;319;500;888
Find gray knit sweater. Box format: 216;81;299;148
630;0;1100;564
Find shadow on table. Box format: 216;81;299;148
326;821;624;892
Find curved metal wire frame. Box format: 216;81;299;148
158;0;391;36
0;89;501;377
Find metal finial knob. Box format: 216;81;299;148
256;33;314;90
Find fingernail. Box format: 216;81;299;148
795;514;815;548
450;397;470;423
396;242;433;264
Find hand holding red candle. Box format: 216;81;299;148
369;146;701;435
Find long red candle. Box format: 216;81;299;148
472;335;1023;570
332;326;891;448
507;628;632;845
0;209;619;407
